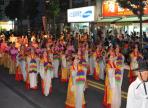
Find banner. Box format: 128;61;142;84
102;1;148;17
42;16;47;33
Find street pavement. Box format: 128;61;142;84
0;66;127;108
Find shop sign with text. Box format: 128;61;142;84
67;6;95;22
102;1;148;17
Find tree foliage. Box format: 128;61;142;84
116;0;147;18
46;0;60;34
47;0;60;17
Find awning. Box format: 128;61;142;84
117;16;148;22
96;17;121;23
96;16;148;23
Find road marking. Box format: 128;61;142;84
87;80;127;99
88;83;127;99
87;80;104;87
87;80;127;95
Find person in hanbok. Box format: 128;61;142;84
113;45;125;108
28;48;38;89
4;45;11;70
24;36;28;46
103;51;116;108
39;50;45;82
74;58;87;108
88;48;95;75
0;40;6;66
129;45;143;83
15;38;21;50
0;48;2;65
99;47;106;80
53;43;60;78
9;43;18;74
94;45;101;80
48;48;53;77
0;39;7;67
15;49;23;81
25;47;31;89
61;51;68;82
18;46;27;81
84;44;89;75
32;39;38;49
65;56;86;108
126;58;148;108
42;51;53;96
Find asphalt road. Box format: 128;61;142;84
0;66;127;108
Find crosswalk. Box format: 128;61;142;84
87;80;127;100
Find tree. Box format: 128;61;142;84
46;0;60;35
117;0;148;48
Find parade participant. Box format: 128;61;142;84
24;36;28;46
0;39;7;66
9;34;16;43
39;50;45;81
28;48;38;89
126;58;148;108
84;44;89;64
94;45;101;80
66;42;75;56
84;43;90;75
61;51;68;82
4;43;11;70
65;55;86;108
32;39;38;49
103;51;116;108
48;48;53;67
20;35;25;45
19;46;27;81
9;43;18;74
0;47;2;65
99;46;106;80
129;45;143;83
88;47;95;75
15;47;24;81
74;57;87;108
53;42;60;78
31;35;36;42
15;37;21;50
113;45;125;108
25;47;31;89
115;45;125;85
42;51;53;96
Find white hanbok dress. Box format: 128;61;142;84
28;58;38;89
43;62;53;96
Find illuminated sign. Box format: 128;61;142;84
102;1;148;17
67;6;95;22
0;21;13;31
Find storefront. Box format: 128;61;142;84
97;0;148;35
67;6;95;34
0;21;14;31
